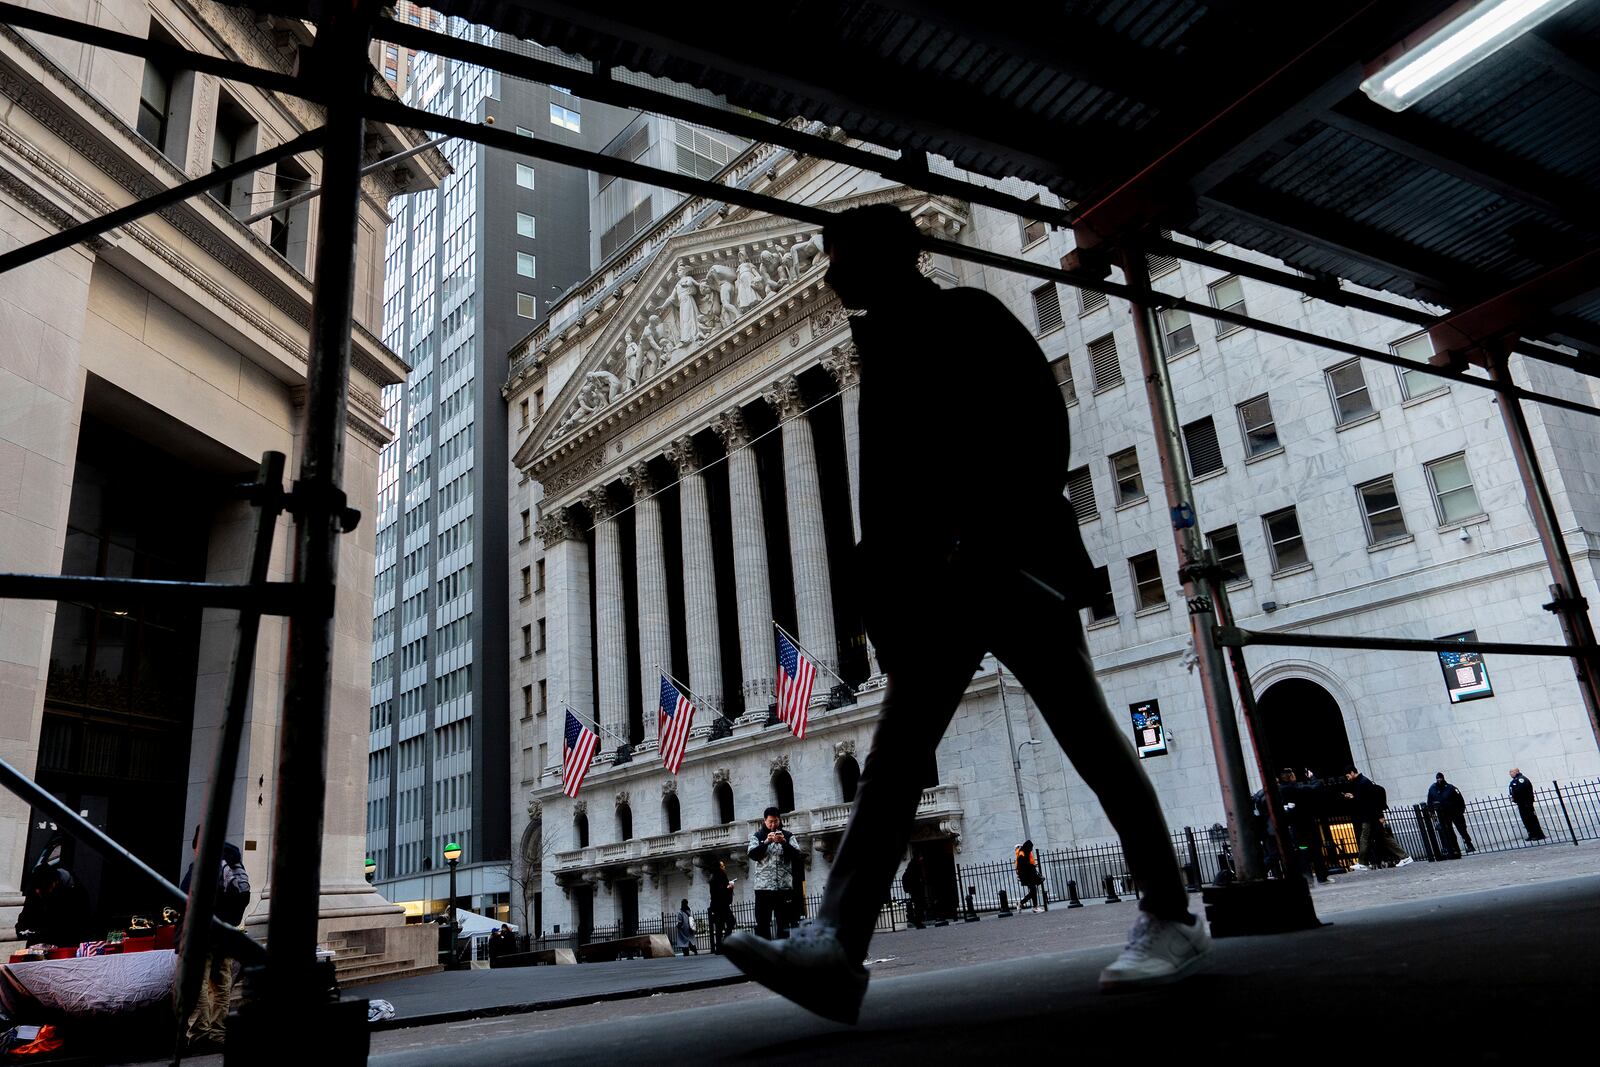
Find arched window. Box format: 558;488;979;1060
714;781;735;824
663;793;681;833
617;803;633;841
837;756;861;803
773;768;795;814
574;810;589;849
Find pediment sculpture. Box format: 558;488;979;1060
548;231;829;442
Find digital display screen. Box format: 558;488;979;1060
1438;630;1493;703
1130;699;1167;758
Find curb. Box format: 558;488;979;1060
362;971;753;1032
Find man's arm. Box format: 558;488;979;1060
748;832;768;860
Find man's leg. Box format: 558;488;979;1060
1453;815;1475;851
1436;815;1459;857
754;892;774;940
993;611;1188;922
817;647;985;961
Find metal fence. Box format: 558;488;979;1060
957;776;1600;906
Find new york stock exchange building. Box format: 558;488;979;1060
503;124;1600;940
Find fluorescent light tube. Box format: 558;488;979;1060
1360;0;1580;111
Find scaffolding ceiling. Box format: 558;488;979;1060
236;0;1600;362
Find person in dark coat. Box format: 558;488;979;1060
1343;768;1410;869
15;864;91;947
1014;841;1043;911
1427;772;1474;857
721;205;1208;1025
706;859;735;952
176;825;252;1051
1508;767;1545;841
1275;769;1332;883
901;854;928;929
488;923;516;963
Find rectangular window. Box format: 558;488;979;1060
137;52;174;150
1111;448;1145;505
521;510;532;540
520;399;530;428
1067;466;1098;523
268;157;312;272
516;163;536;189
537;619;547;652
517;252;536;277
516;213;536;239
1425;454;1483;525
515;126;535;138
1051;356;1076;404
550;102;582;132
1147;231;1179;278
1086;566;1115;622
1183;416;1224;477
1264;507;1308;572
210;94;258;214
1326;360;1375;425
1160;308;1196;354
1358;476;1409;546
1020;198;1048;246
1078;287;1108;315
536;560;545;591
521;567;532;598
1090;334;1123;390
517;293;536;318
1237;395;1279;458
534;388;545;417
538;680;548;713
1393;332;1443;399
1031;284;1063;335
1208;525;1246;584
521;625;533;658
1209;275;1246;336
1130;551;1165;610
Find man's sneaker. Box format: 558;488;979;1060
721;923;868;1024
1099;912;1212;993
1396;857;1415;867
1350;863;1371;871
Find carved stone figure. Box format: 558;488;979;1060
735;255;762;308
623;330;643;389
788;232;826;279
708;263;739;327
643;313;671;369
588;369;621;406
758;240;789;292
663;262;704;345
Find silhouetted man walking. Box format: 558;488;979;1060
722;205;1209;1023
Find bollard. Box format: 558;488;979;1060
1067;879;1083;908
998;889;1013;918
1413;803;1440;862
1184;826;1203;891
964;886;980;923
1103;875;1121;904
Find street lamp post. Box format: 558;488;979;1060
996;664;1042;844
444;841;462;967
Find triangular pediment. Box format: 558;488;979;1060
518;213;832;469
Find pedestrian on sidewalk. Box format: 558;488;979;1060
707;860;735;953
748;807;801;940
176;824;252;1053
1277;769;1334;884
488;923;516;963
1427;772;1474;857
1508;768;1546;841
1343;768;1411;870
672;900;699;956
902;854;928;929
1015;841;1043;911
721;205;1210;1025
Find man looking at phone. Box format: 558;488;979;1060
749;807;802;939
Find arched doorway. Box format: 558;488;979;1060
714;781;735;824
1256;678;1355;780
520;818;543;937
836;756;860;803
772;768;795;814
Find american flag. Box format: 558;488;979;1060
775;627;817;739
658;675;696;775
562;711;598;798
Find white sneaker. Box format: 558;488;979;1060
1396;857;1414;867
721;922;868;1024
1350;863;1371;871
1099;912;1212;992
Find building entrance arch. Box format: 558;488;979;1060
1256;678;1355;779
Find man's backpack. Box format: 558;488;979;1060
217;856;252;925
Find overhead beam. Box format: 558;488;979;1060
1427;248;1600;366
1517;31;1600;96
1323;99;1600;228
0;1;308;98
375;17;1078;229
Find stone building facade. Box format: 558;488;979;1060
504;134;1600;938
0;0;444;966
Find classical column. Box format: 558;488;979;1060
823;344;879;677
623;461;670;748
822;344;863;542
713;407;776;721
764;375;839;678
665;435;723;720
538;508;593;763
586;486;630;761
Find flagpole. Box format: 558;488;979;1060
773;620;852;692
654;663;718;719
560;701;631;748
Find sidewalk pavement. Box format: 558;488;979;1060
351;838;1598;1030
369;867;1599;1063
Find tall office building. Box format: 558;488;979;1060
364;22;638;919
370;3;442;100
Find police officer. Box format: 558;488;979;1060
1508;767;1545;841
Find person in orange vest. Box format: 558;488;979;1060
1015;841;1043;911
